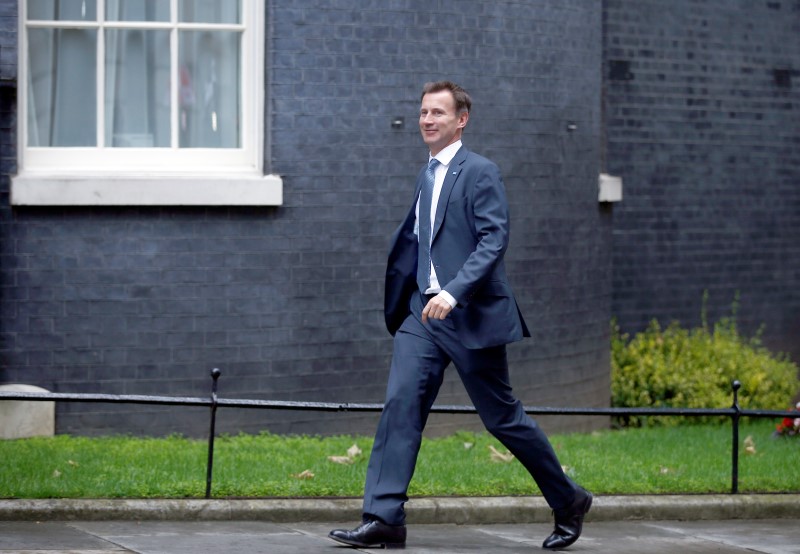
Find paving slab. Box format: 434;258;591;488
1;520;799;554
0;521;127;552
640;520;800;554
71;521;330;554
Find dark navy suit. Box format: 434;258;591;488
364;145;577;526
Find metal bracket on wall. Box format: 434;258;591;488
598;173;623;203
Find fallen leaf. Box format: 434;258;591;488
327;455;356;465
292;469;315;479
561;465;571;474
68;460;79;467
744;435;756;455
52;469;61;478
659;466;670;474
489;445;514;463
328;444;362;465
463;442;474;450
347;444;362;459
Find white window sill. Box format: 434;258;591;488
10;173;283;206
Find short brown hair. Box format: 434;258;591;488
421;81;472;114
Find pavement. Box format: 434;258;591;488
1;495;799;553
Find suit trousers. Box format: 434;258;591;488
362;291;577;526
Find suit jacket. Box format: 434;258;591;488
384;145;530;349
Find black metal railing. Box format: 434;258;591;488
1;370;798;498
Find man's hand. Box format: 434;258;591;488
421;293;454;324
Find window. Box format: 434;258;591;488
13;0;281;206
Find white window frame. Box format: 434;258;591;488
12;0;282;206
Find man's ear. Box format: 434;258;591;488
457;111;469;129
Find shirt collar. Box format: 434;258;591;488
429;140;462;167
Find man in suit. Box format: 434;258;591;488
330;81;591;550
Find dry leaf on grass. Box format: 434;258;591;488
328;456;355;465
488;445;514;463
292;469;315;479
744;435;756;455
328;444;363;465
463;442;474;450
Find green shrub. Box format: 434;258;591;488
611;299;799;427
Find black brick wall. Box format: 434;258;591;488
0;1;610;437
604;0;800;363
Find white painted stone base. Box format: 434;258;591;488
0;384;55;439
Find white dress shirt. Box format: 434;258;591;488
415;140;462;308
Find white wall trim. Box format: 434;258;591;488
11;173;283;206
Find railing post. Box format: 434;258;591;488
730;379;741;494
205;368;222;499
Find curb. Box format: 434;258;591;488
1;495;798;523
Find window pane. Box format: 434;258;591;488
179;0;240;24
105;29;170;147
105;0;169;22
27;28;97;146
179;31;240;148
28;0;97;21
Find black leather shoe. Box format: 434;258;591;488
329;519;407;549
542;487;593;550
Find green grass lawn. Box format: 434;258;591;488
1;420;797;499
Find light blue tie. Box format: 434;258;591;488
416;158;440;293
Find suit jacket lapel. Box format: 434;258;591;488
432;146;467;243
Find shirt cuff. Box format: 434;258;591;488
439;290;457;308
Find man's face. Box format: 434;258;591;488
419;90;469;155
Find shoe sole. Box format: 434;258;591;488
328;533;406;549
